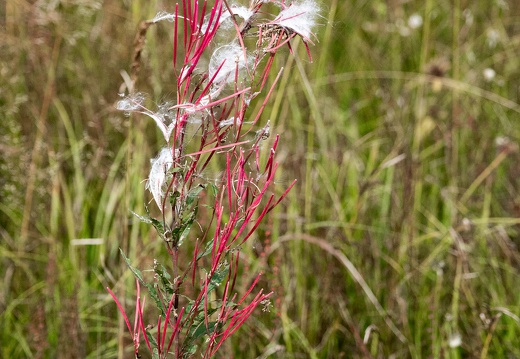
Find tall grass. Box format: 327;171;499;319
1;0;519;358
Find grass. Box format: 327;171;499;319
1;0;520;358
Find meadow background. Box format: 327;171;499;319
2;0;520;358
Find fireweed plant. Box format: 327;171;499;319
109;0;319;357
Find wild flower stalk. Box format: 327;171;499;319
110;0;319;357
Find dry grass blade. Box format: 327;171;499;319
270;233;408;344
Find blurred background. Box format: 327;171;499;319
1;0;520;358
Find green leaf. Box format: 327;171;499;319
183;308;220;354
130;210;153;224
186;184;206;206
207;183;219;197
143;325;159;358
183;344;197;358
168;166;183;175
120;249;166;316
149;217;166;238
180;212;196;246
169;190;181;207
130;209;166;240
190;320;219;340
154;261;174;297
207;264;229;294
120;248;144;282
171;207;197;247
197;239;215;260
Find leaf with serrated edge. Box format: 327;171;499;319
120;249;166;316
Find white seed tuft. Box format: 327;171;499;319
274;0;320;40
483;68;496;81
147;147;174;211
209;43;251;86
152;11;176;23
116;92;145;111
408;13;423;29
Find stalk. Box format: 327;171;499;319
108;1;320;357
